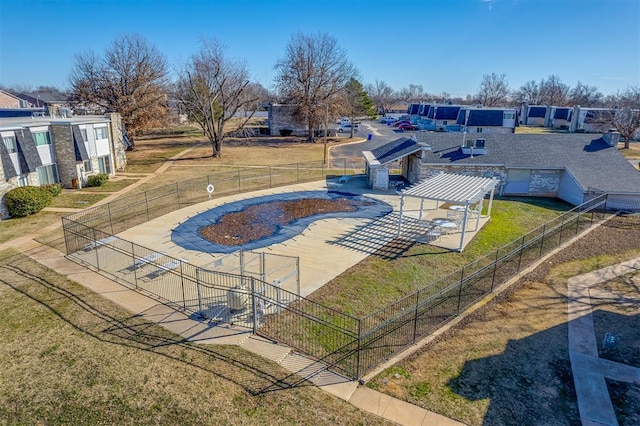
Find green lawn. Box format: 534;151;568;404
0;249;389;425
309;197;573;317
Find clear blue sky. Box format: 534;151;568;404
1;0;638;97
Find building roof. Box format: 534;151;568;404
528;106;547;118
553;108;571;120
465;109;505;126
418;132;640;195
0;115;111;131
363;137;425;166
429;105;461;120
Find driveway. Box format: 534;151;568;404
331;121;414;159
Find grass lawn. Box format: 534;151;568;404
49;192;110;209
0;249;390;425
515;126;568;134
124;136;206;173
0;211;64;244
309;197;573;317
367;216;640;425
79;178;140;193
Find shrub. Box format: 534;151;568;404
5;186;53;217
279;129;293;137
86;173;109;187
42;183;62;197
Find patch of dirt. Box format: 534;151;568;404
199;197;370;246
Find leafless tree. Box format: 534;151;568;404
274;32;356;142
365;79;394;114
539;74;570;106
68;33;170;149
176;38;258;157
396;84;426;103
568;81;603;107
475;73;510;107
512;80;541;105
610;86;640;149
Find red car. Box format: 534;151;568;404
397;122;417;131
393;120;412;127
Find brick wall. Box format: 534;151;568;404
106;113;127;170
50;124;77;188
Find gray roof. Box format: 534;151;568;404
418;133;640;194
0;115;110;130
364;137;423;166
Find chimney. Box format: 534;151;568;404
602;129;620;146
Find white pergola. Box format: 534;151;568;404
397;173;499;251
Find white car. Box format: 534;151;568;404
379;116;398;124
336;117;351;125
337;123;359;133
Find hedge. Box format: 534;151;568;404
5;186;53;217
86;173;109;187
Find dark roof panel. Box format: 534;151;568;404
528;106;547;118
369;137;423;165
434;106;461;120
466;109;504;126
553;108;571;120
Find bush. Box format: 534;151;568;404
42;183;62;197
279;129;293;137
5;186;53;217
86;173;109;187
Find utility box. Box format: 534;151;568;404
227;284;248;311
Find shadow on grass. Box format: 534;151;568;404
0;259;317;396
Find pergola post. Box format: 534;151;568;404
487;186;496;216
458;201;469;251
474;198;484;231
397;194;405;236
419;198;425;220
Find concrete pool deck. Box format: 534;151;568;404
116;176;489;297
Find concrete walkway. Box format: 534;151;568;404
567;257;640;426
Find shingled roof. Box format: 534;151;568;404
364;137;424;166
418;133;640;194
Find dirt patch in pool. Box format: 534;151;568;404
199;197;371;246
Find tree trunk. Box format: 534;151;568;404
624;138;630;150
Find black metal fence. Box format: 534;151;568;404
62;167;610;380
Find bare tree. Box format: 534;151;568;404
539;74;570;106
475;73;509;107
396;84;425;103
365;79;394;114
610;86;640;149
176;38;258;157
68;33;169;149
569;81;603;107
274;32;356;142
512;80;541;105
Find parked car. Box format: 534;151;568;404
379;116;397;124
393;120;412;127
336;117;351;125
337;123;359;133
397;122;417;131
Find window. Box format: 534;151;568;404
18;175;28;187
442;121;448;125
80;128;88;142
83;159;92;172
477;127;483;133
94;126;108;140
33;131;52;146
503;113;515;120
2;135;17;153
37;164;59;185
98;155;111;174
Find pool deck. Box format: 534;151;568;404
117;176;489;297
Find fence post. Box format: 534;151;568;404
261;253;266;282
107;203;114;235
491;249;499;291
196;268;203;317
538;224;546;258
456;268;465;315
355;318;362;379
251;277;258;334
179;259;186;309
296;257;301;296
412;289;420;343
144;192;150;221
132;243;138;289
93;227;100;270
240;249;245;276
516;236;525;272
